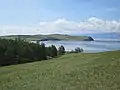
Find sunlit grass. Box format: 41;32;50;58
0;51;120;90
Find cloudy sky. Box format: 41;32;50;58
0;0;120;35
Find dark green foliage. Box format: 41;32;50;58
69;47;84;53
0;38;60;66
58;45;65;55
46;45;58;58
40;43;47;60
75;47;83;53
51;45;58;57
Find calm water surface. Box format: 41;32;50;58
40;40;120;53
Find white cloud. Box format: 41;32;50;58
0;17;120;36
38;17;120;34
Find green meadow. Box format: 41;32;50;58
0;50;120;90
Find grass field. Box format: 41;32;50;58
0;51;120;90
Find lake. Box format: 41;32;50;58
40;40;120;53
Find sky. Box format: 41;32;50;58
0;0;120;35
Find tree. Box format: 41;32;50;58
75;47;83;53
0;38;61;66
46;45;57;58
58;45;65;55
51;45;58;57
0;38;48;66
40;43;47;60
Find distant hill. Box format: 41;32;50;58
76;32;120;40
0;34;94;41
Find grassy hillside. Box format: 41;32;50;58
0;34;94;41
0;51;120;90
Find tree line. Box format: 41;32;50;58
0;38;65;66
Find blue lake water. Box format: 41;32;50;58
40;40;120;53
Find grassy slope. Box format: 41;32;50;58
0;34;93;41
0;51;120;90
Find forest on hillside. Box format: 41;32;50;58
0;38;66;66
0;38;83;66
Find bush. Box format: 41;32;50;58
0;38;67;66
58;45;65;55
46;45;58;58
75;47;83;53
69;47;84;53
0;38;57;66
